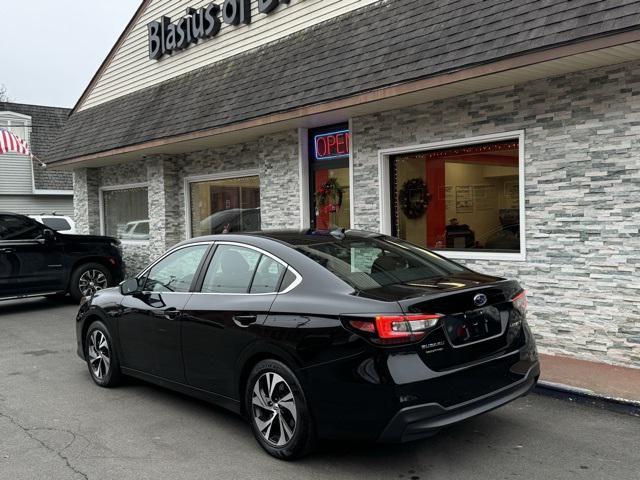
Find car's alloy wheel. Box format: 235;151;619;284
85;321;121;388
252;372;298;447
79;269;108;297
246;360;315;459
87;330;111;380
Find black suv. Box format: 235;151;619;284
0;212;125;302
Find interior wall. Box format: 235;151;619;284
443;162;518;246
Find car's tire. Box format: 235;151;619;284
84;320;121;388
69;263;112;302
245;359;315;460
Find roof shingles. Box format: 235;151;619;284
49;0;640;163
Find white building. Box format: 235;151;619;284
0;102;73;215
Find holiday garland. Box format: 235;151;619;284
399;178;429;219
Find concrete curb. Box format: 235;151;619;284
534;381;640;417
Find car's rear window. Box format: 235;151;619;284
294;236;467;291
41;218;71;231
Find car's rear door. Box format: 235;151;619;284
0;214;64;297
118;243;210;381
181;242;286;398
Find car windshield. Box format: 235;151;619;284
294;235;468;291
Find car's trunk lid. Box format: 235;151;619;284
361;274;525;371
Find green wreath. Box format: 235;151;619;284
315;177;343;208
399;178;429;219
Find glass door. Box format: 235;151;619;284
309;124;351;230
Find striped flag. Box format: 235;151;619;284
0;128;30;155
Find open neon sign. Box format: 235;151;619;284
314;130;350;160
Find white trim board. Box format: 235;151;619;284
0;111;31;121
298;128;310;229
377;130;527;262
348;118;355;229
183;168;261;239
32;189;74;196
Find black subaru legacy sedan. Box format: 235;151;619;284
75;230;539;459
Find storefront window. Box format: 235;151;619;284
102;186;150;241
391;140;520;253
189;175;261;237
309;125;350;230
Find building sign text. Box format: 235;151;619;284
148;0;291;60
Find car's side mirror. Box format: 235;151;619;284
120;278;140;295
43;228;56;243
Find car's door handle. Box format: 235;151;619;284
233;314;258;327
0;248;14;254
154;308;181;321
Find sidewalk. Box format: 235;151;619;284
538;353;640;405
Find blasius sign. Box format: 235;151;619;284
148;0;291;60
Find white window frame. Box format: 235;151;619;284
0;111;31;144
183;169;260;239
98;182;150;245
377;130;526;262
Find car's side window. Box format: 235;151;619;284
143;245;209;293
201;244;262;294
134;222;149;235
279;269;298;292
250;255;286;294
0;215;42;241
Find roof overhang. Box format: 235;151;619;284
49;30;640;170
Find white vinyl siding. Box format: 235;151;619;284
0;154;33;194
0;112;33;194
0;195;74;216
79;0;382;110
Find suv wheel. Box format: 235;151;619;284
69;263;111;301
245;359;315;460
85;320;121;387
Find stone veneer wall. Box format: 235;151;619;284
74;130;301;276
351;60;640;367
72;59;640;368
257;130;301;230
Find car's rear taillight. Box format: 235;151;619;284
349;314;442;345
511;290;527;314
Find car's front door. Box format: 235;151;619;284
182;243;287;398
0;214;64;297
118;243;210;381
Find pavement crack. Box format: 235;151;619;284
0;411;89;480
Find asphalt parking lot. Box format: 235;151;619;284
0;297;638;480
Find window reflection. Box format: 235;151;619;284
189;176;261;237
103;187;150;241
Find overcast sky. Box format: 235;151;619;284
1;1;139;108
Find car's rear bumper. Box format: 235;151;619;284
378;360;539;442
